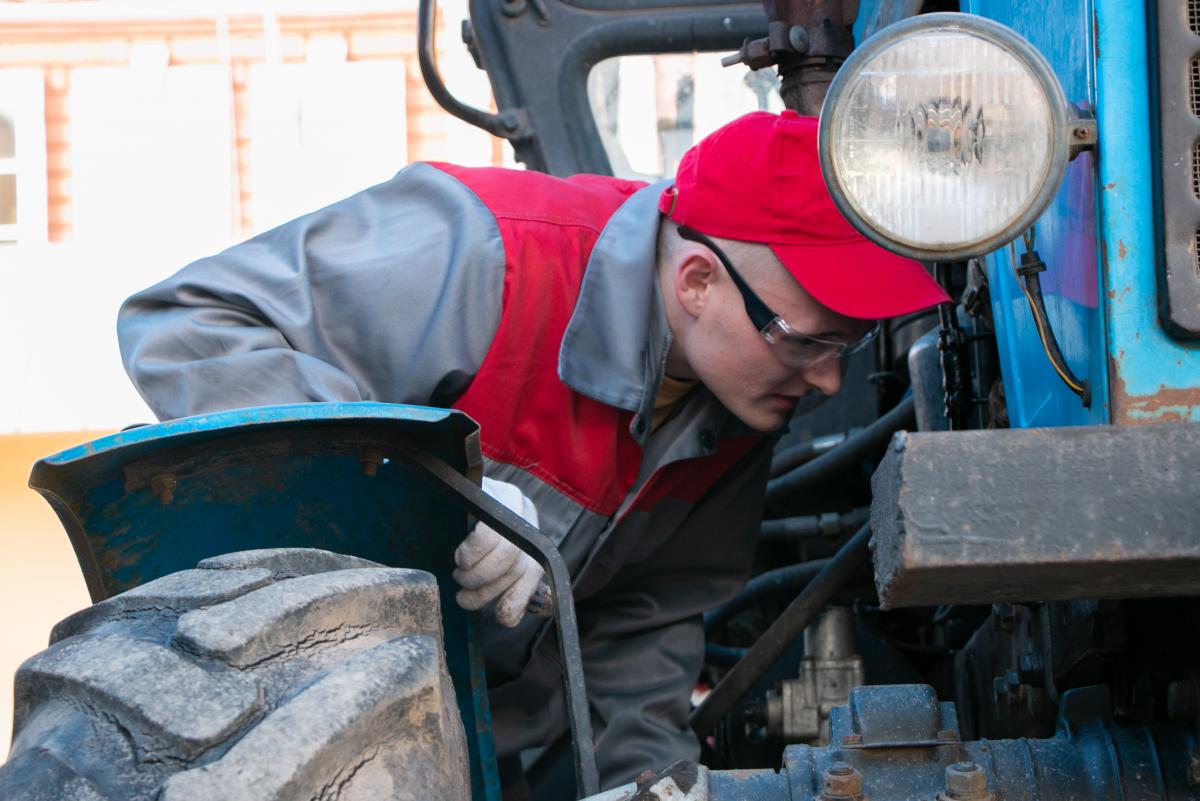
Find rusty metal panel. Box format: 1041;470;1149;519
869;426;1200;609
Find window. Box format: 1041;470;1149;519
0;69;47;244
588;53;784;181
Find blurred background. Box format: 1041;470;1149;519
0;0;779;756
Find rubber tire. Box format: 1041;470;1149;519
0;548;471;801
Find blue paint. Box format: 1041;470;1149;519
1092;0;1200;422
964;0;1110;427
30;403;501;801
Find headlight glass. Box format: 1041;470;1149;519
821;16;1067;259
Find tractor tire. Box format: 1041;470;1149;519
0;548;471;801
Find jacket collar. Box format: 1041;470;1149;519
558;179;758;447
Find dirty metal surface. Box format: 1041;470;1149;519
28;402;502;801
601;684;1198;801
870;426;1200;609
965;0;1108;428
1090;0;1200;424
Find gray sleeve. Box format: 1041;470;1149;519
117;162;505;420
579;443;772;788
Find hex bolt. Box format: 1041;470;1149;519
822;762;864;800
944;761;990;801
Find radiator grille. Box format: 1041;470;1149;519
1157;2;1200;333
1192;59;1200;115
1194;141;1200;198
1195;229;1200;279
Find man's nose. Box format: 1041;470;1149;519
794;357;843;397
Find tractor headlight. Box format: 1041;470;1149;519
818;13;1075;261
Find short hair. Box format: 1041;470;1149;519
656;216;778;282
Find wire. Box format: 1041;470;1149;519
1008;242;1088;396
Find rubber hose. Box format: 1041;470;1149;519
689;522;873;737
703;558;830;634
766;397;915;503
768;431;850;479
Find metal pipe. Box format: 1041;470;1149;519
766;397;915;503
417;0;529;139
690;523;873;737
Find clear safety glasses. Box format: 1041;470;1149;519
677;226;880;369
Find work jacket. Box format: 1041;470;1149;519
117;162;772;787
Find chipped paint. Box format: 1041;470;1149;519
1118;240;1127;258
1109;356;1200;424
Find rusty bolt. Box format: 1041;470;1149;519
1073;126;1089;139
944;762;989;800
841;733;863;745
822;762;863;799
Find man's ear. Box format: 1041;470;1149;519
674;252;718;318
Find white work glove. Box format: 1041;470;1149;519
454;477;546;628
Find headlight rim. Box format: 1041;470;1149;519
817;11;1073;263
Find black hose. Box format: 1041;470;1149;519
766;397;915;503
759;508;869;543
690;523;873;737
768;431;851;478
703;558;830;634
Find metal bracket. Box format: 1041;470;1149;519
1067;107;1098;160
418;0;532;140
395;440;601;799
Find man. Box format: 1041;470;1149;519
117;110;948;790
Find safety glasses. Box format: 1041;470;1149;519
677;225;879;369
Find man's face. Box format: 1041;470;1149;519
668;238;874;433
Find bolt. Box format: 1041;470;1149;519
1073;126;1089;139
822;762;863;799
841;733;863;745
944;762;989;800
936;729;959;742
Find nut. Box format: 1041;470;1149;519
822;762;863;799
944;762;990;801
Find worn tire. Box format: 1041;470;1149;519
0;548;471;801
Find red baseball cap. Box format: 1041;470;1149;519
658;110;949;319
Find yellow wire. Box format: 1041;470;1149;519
1009;243;1086;395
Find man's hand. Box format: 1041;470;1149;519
453;478;545;627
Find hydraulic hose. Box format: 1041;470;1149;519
690;522;873;737
759;508;869;543
703;558;831;634
766;397;915;503
768;431;851;478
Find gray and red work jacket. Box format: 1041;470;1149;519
117;162;773;786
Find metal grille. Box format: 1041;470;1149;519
1194;142;1200;198
1195;229;1200;278
1193;58;1200;115
1192;0;1200;35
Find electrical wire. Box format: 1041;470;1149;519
1008;240;1089;399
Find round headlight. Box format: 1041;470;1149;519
818;13;1073;261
